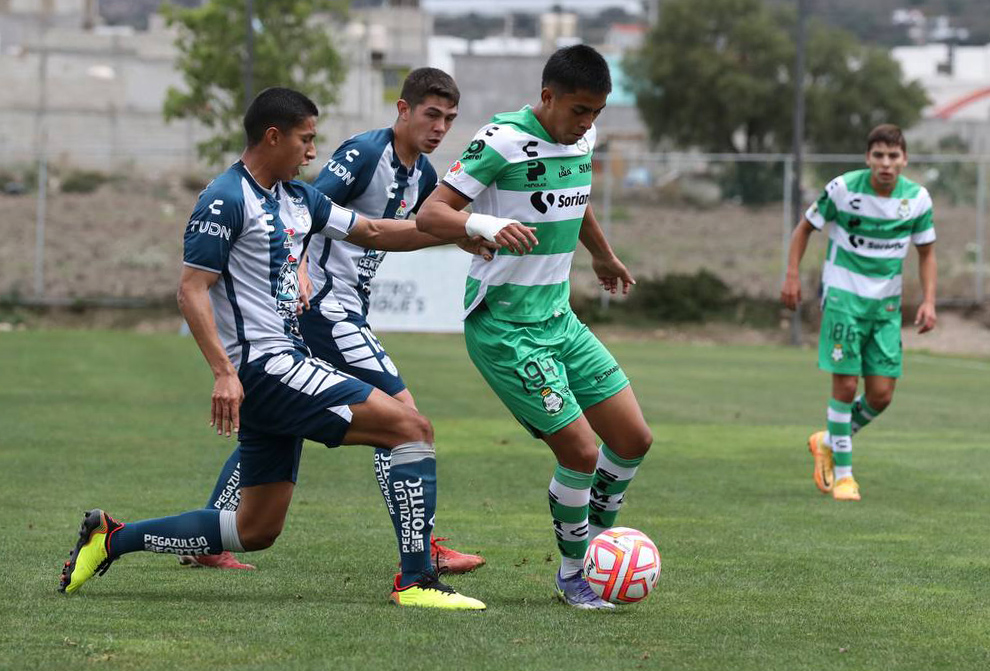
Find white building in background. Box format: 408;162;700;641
0;0;430;174
891;44;990;152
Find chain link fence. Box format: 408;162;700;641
1;150;987;312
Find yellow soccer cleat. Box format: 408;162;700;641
59;509;122;594
389;571;486;610
832;476;861;501
808;431;834;494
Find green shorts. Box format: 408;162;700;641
464;307;630;437
818;307;902;378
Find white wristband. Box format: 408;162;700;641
465;212;512;242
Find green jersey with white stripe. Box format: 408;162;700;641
806;169;935;320
442;106;596;323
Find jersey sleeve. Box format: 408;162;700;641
302;181;357;241
183;185;244;274
311;135;378;205
805;177;842;230
411;161;438;215
441;125;511;201
911;188;936;245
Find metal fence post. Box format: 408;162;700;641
976;160;986;305
782;157;802;345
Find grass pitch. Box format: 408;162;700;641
0;330;987;671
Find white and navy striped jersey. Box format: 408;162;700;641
307;128;438;318
183;161;356;368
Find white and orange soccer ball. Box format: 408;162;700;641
583;527;661;604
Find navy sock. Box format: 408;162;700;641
388;442;437;588
206;445;242;511
108;509;233;559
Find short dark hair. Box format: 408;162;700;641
400;67;460;109
867;124;907;152
542;44;612;95
243;87;319;146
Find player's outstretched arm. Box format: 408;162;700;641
579;203;635;295
344;215;459;252
177;266;243;437
416;184;538;255
914;242;937;333
781;218;817;310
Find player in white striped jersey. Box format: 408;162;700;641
59;88;485;609
188;69;488;574
782;124;937;502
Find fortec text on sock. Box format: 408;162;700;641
394;478;426;554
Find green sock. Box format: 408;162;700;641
588;444;645;541
827;398;854;481
851;395;883;435
548;465;593;578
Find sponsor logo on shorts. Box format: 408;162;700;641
541;387;564;415
595;365;620;384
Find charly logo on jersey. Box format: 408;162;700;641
897;198;910;218
325;159;356;186
523;140;539;158
541;387;564;415
525;160;547;187
463;139;486;160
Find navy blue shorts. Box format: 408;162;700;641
237;347;373;487
299;306;406;397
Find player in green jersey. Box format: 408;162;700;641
781;124;938;501
415;45;652;609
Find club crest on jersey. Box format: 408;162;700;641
541;387;564;415
576;137;590;153
897;199;910;218
831;344;844;362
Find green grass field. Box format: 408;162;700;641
0;331;987;671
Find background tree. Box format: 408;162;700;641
625;0;929;203
162;0;348;166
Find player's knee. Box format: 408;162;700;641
569;443;600;473
866;391;893;412
632;426;653;457
239;524;283;551
393;408;433;445
834;378;858;400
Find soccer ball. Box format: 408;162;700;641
583;527;661;604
